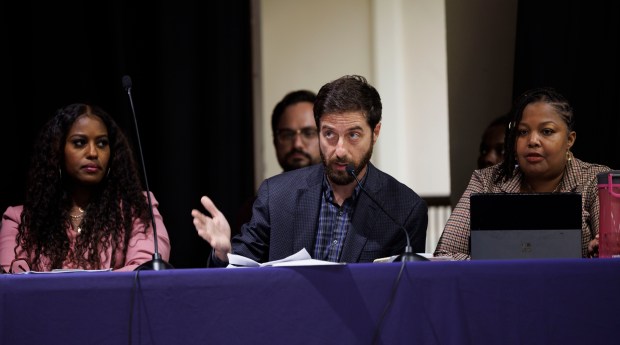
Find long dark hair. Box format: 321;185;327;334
16;103;150;270
498;87;574;181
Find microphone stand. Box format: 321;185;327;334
122;75;173;271
347;165;427;344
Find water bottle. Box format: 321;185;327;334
597;170;620;258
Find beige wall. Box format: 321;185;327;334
257;0;373;187
372;0;451;196
257;0;451;197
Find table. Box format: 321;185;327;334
1;259;619;345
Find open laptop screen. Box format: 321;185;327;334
470;192;582;260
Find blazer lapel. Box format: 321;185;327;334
340;164;381;262
292;166;324;256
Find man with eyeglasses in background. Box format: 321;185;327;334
272;90;321;172
234;90;321;232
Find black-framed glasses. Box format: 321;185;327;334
276;127;318;143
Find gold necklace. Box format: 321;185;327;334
69;207;85;234
522;180;562;193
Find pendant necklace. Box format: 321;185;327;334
522;177;563;193
69;207;85;234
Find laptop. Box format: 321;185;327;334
470;192;582;260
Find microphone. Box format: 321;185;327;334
346;164;428;262
122;75;173;271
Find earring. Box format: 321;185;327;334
566;151;572;162
59;168;62;179
106;168;111;178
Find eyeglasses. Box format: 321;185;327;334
276;127;318;143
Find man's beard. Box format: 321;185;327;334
322;141;374;186
282;149;313;172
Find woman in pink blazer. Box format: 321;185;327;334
0;103;170;272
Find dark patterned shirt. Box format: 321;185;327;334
313;174;363;262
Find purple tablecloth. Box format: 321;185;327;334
1;259;618;344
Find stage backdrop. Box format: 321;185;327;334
513;0;620;171
1;1;254;268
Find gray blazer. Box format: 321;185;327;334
231;163;428;263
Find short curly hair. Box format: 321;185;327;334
313;75;382;130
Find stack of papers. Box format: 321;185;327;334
21;268;113;274
227;248;344;268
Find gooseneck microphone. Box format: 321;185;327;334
122;75;173;271
345;164;428;262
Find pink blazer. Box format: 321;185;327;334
0;192;170;272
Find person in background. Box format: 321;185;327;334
435;87;610;260
477;113;510;169
0;103;170;272
234;90;321;232
272;90;321;172
194;75;428;265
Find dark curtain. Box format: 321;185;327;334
513;0;620;170
1;1;254;268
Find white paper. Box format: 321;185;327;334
418;253;454;261
22;268;113;274
227;248;343;268
268;258;343;267
372;253;454;263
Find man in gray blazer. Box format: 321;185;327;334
192;75;428;264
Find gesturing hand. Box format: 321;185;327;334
191;196;232;262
